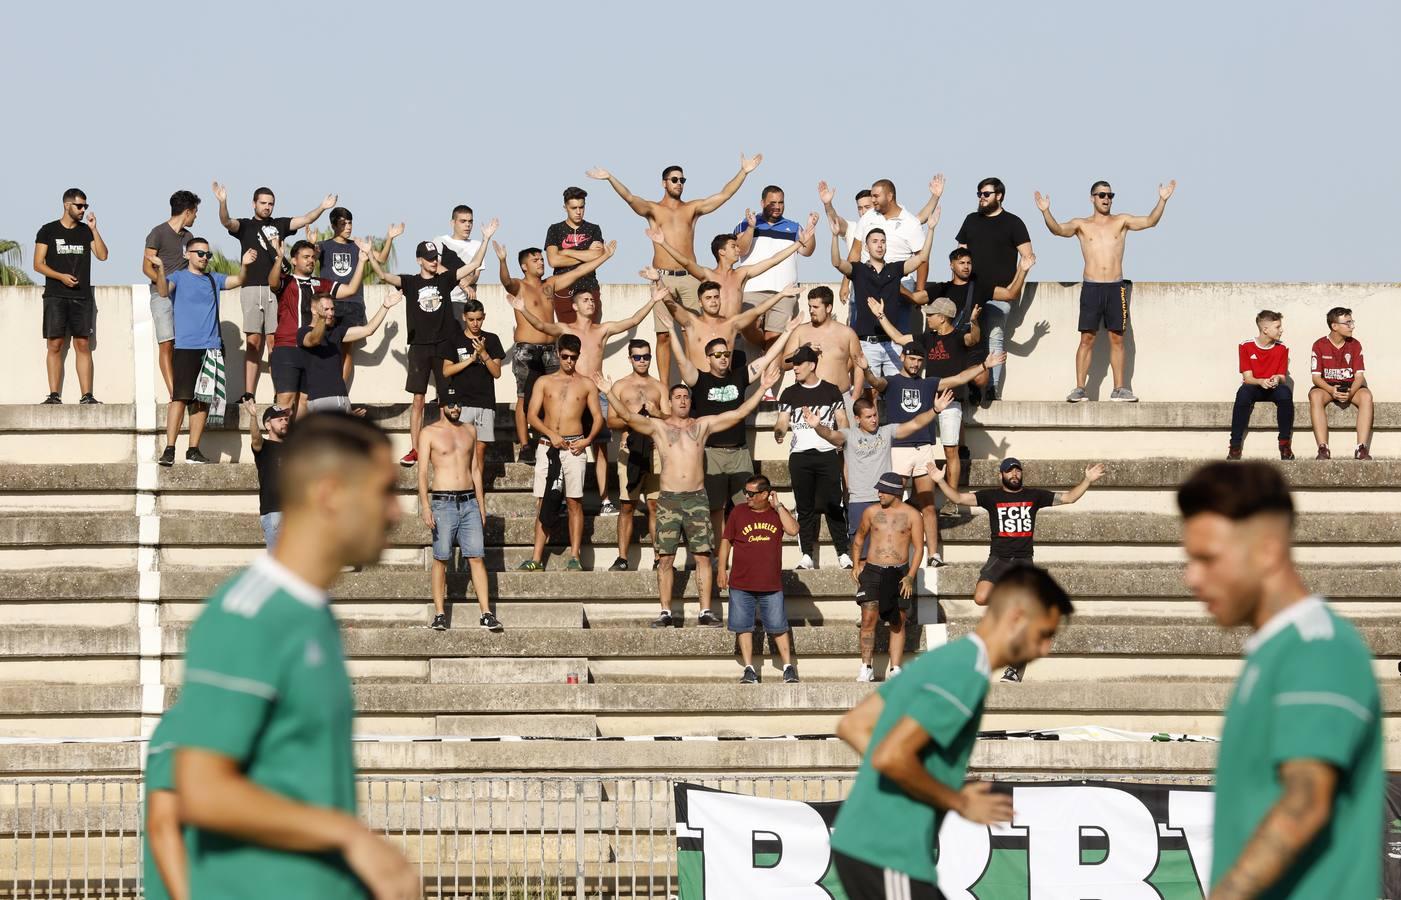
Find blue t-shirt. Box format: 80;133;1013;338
167;270;228;350
318;239;363;305
884;374;941;447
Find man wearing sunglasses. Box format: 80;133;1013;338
718;474;801;684
648;266;801;374
604;339;672;572
955;178;1034;404
34;187;108;405
1036;179;1176;402
586;154;762;380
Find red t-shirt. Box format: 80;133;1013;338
1310;336;1365;386
1238;339;1288;380
723;505;785;593
273;275;336;348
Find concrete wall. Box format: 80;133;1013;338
4;282;1395;405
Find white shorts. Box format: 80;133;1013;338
533;439;587;499
935;401;963;447
890;444;939;478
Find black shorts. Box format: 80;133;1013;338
333;299;368;329
269;345;305;395
855;563;912;624
406;342;448;396
171;349;206;402
43;295;95;340
978;554;1028;585
1078;280;1128;333
833;851;945;900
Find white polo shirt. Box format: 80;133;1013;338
855;205;926;263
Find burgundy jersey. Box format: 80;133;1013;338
1310;336;1365;386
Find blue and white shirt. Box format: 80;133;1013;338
733;216;801;293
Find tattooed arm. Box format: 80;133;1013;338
1210;760;1338;899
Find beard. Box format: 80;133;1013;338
444;408;462;422
1002;475;1022;490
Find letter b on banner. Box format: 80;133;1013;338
1016;786;1161;898
681;790;833;898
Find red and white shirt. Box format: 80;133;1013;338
1310;336;1365;386
1238;339;1288;380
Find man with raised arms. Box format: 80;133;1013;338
598;366;780;629
603;337;672;572
586;153;763;379
1035;179;1175;403
649;270;800;373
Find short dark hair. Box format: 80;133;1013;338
463;299;485;316
949;247;973;262
169;190;200;216
1255;309;1282;328
662;165;684;181
187;237;210;250
253;186;275;202
703;337;728;356
977;177;1005;196
865;228;886;241
698;280;722;299
990;565;1075;616
746;474;772;492
872;178;896;198
1090;180;1112;194
63;188;86;203
1177;461;1295;526
290;240;316;258
855;189;873;202
277;413;392;510
628;338;651;353
518;247;542;266
852;397;876;415
761;184;783;200
563;186;587;203
557;333;582;355
1326;306;1352;326
671;383;691;396
709;234;736;260
808;285;835;307
572;286;597;303
452;205;473;218
329;206;352;229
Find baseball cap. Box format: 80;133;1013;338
999;457;1024;473
440;383;462;406
789;345;820;365
901;342;922;357
875;472;904;495
415;240;439;260
925;298;957;319
261;405;291;424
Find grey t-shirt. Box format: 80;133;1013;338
144;223;191;287
843;424;896;503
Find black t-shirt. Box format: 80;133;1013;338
883;374;941;447
297;322;351;400
253;440;283;516
35;220;95;299
975;488;1055;559
231;216;295;288
691;351;751;448
398;272;459;345
849;260;911;337
442;329;506;408
925;278;993;334
954;211;1030;289
914;329;977;398
544;221;605;292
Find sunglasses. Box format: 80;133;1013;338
1093;192;1116;200
668;177;687;185
631;354;652;361
70;202;89;210
743;488;769;497
558;353;579;361
976;190;997;198
189;250;212;259
710;351;732;359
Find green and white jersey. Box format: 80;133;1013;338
142;714;179;900
830;635;991;883
1211;596;1383;898
168;555;363;900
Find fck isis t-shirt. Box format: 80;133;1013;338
974;488;1054;559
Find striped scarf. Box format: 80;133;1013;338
194;348;227;426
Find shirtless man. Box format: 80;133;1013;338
417;382;501;633
599;366;780;628
496;241;615;464
1036;179;1176;403
521;334;602;572
781;286;864;398
850;472;925;682
653;274;799;371
586;153;763;380
605;337;672;572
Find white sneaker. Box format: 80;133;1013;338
837;553;853;570
796;554;816;570
887;666;902;679
925;554;944;568
598;500;618;515
856;664;874;683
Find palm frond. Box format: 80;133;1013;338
0;240;34;286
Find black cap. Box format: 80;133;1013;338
789;345;820;366
901;342;922;357
440;383;461;405
999;457;1023;473
262;405;291;424
416;240;439;260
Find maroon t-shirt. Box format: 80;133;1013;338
723;505;785;593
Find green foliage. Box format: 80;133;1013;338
0;240;34;286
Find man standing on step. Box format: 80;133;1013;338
586;154;763;380
242;399;290;547
435;205;487;306
718;473;800;684
440;299;506;508
850;472;926;683
419;382;501;633
651;271;801;373
143;189;201;400
170;414;418;900
1178;462;1382;899
599;366;779;628
521;334;601;572
931;457;1105;681
311;209;402;390
34;187;108;405
545;187;607;323
1035;179;1175;403
781;286;864;403
298;291;403;414
830;566;1073;900
733;185;819;349
214;182;336;399
1308;306;1374;460
1229;310;1294;461
774;345;852;570
956;177;1033;402
603;338;671;572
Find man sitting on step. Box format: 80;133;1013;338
1308;306;1374;460
1228;309;1294;460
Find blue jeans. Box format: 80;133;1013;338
726;589;789;634
259;512;281;548
431;494;485;560
982;300;1010;395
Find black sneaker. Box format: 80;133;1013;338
185;448;213;465
608;557;629;572
158;446;176;467
783;664;800;684
518;444;536;465
1000;666;1022;683
79;393;101;405
697;609;720;627
739;666;759;684
430;614;448;631
966;384;982;407
41;393;61;405
479;612;503;632
649;611;674;629
238;392;255;404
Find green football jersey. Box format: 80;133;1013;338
142;714;179;900
1211;597;1383;897
168;556;363;900
830;635;991;883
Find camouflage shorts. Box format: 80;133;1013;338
654;489;713;557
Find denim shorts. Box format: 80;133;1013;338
259;511;282;548
431;494;484;560
727;589;789;634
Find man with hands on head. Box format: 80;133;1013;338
34;187;108;405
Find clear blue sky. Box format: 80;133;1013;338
3;0;1397;284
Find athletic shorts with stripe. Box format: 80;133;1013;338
832;850;946;899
